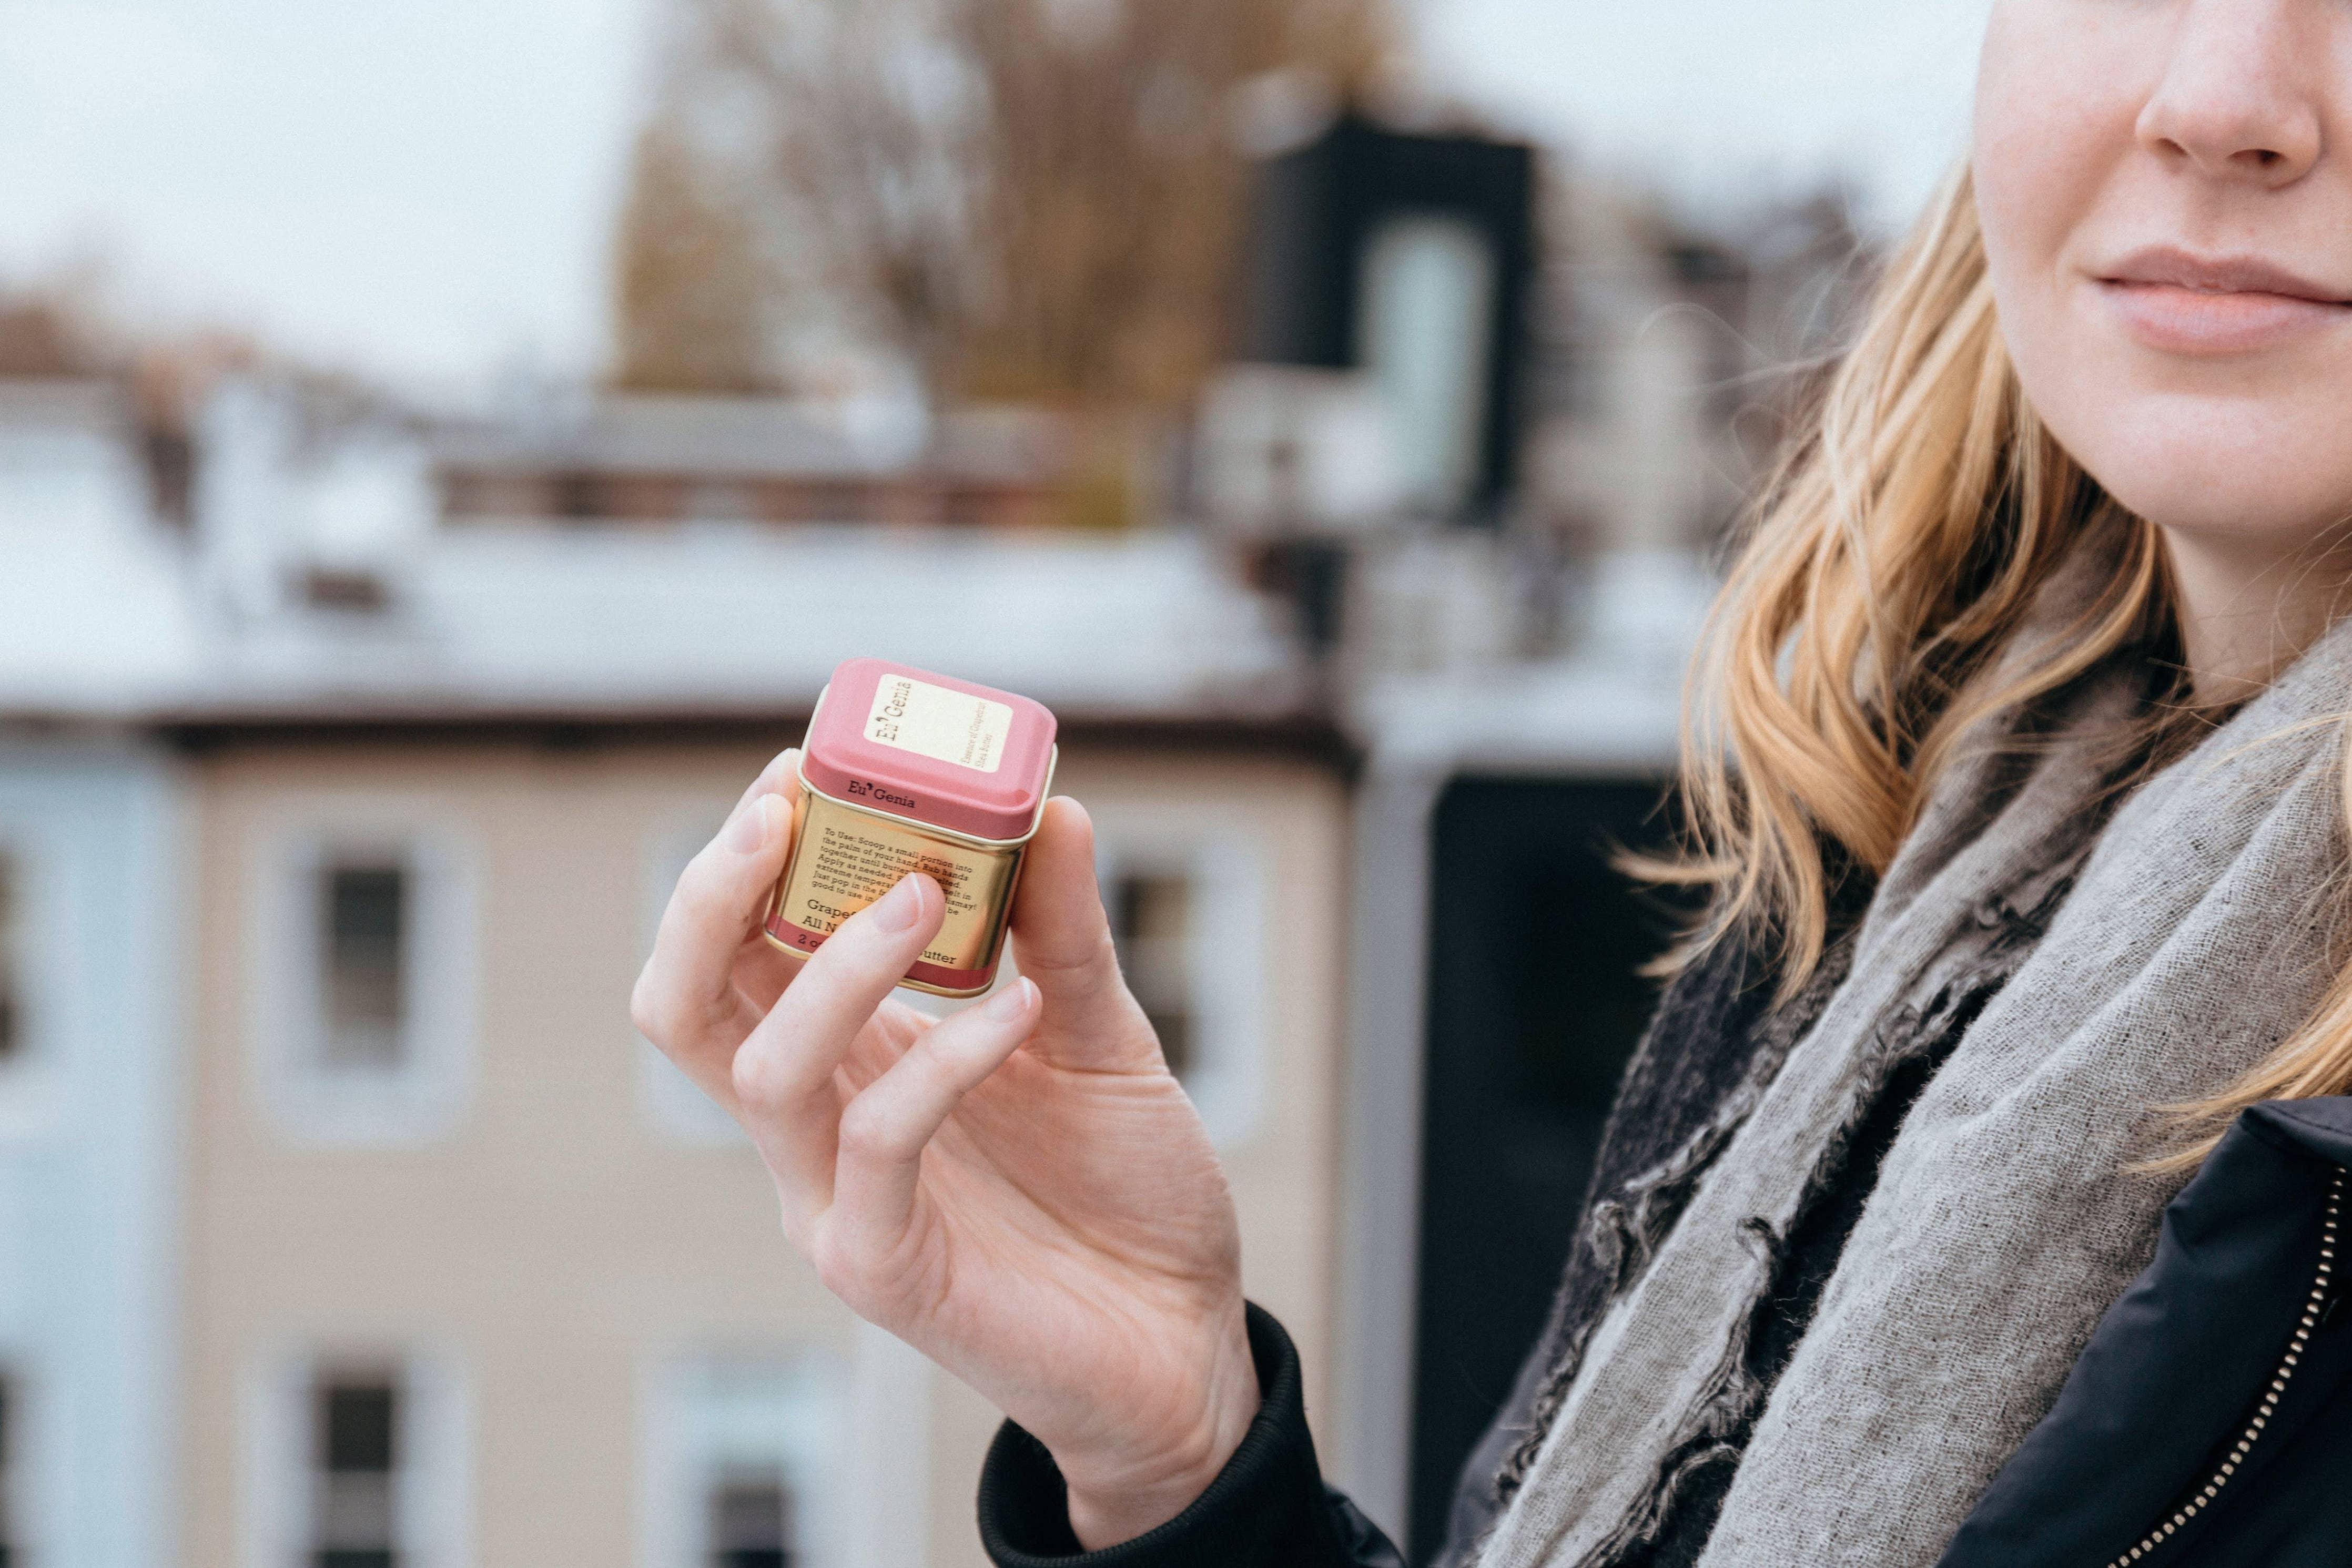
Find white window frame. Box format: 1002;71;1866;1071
636;808;749;1146
636;1343;853;1568
1089;814;1270;1150
0;826;67;1145
239;1343;472;1568
250;812;479;1147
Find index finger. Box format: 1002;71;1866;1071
730;746;803;817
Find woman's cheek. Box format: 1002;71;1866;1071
1976;14;2063;302
1975;4;2149;442
1976;6;2133;271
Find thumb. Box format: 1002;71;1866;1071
1007;797;1152;1064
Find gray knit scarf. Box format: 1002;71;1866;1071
1479;558;2352;1568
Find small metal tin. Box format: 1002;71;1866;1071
761;659;1058;997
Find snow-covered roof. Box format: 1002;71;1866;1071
0;378;1713;763
169;527;1309;724
0;379;1309;729
0;381;206;718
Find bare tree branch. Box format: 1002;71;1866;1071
613;0;1400;408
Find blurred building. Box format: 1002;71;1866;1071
1523;173;1869;560
0;119;1870;1566
0;371;1353;1568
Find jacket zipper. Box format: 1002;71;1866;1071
2102;1165;2344;1567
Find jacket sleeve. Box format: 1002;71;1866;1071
976;1303;1405;1568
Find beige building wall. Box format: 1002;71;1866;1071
179;737;1350;1568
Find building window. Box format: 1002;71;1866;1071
1108;871;1195;1081
0;1370;16;1568
321;864;407;1070
643;1356;846;1568
312;1371;399;1568
0;838;63;1143
1093;827;1268;1149
707;1471;793;1568
1356;213;1498;517
0;852;21;1066
253;821;478;1146
247;1350;469;1568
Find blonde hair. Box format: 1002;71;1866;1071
1667;164;2352;1161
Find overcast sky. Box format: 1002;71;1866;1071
0;0;1995;394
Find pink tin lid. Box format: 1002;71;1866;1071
799;658;1058;842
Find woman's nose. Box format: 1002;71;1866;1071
2134;0;2324;189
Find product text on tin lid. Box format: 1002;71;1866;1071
863;675;1014;774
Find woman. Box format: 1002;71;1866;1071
632;2;2352;1563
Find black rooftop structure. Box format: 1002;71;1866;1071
1238;116;1537;523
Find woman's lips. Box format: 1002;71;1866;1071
2095;249;2352;355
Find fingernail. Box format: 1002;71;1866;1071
870;874;926;932
981;976;1038;1022
729;795;779;854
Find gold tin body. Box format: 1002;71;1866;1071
759;754;1055;997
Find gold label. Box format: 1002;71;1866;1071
767;790;1021;975
864;674;1013;773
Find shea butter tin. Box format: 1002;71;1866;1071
762;658;1058;996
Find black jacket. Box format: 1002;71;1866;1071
976;1096;2352;1567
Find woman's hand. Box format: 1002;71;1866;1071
631;750;1259;1547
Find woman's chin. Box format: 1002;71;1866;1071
2096;475;2344;544
2045;403;2352;546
